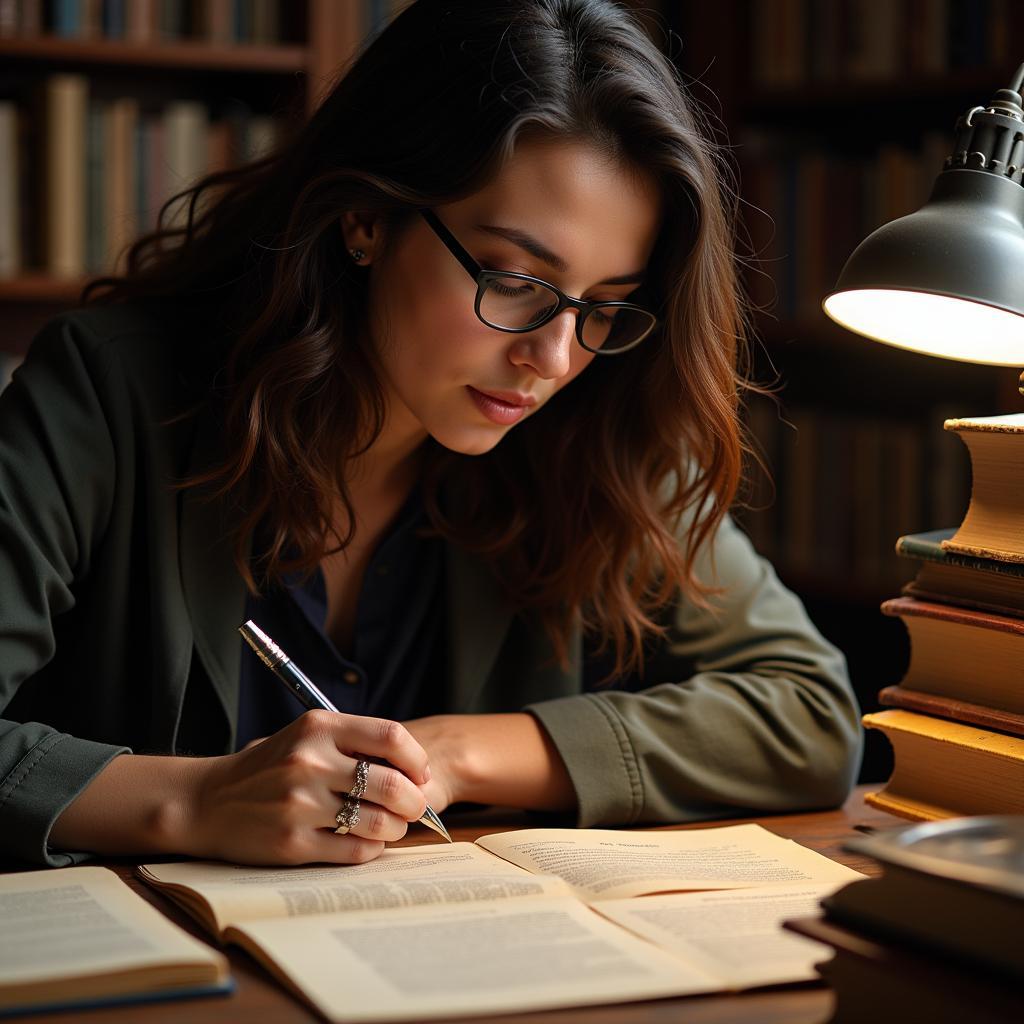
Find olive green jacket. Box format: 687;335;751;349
0;306;862;867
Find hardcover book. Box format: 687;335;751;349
896;526;1024;618
784;916;1021;1024
863;709;1024;821
942;414;1024;563
880;595;1024;715
823;817;1024;978
878;684;1024;739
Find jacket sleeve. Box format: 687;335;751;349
0;318;130;866
524;512;863;828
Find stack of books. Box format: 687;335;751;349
865;413;1024;821
785;816;1024;1024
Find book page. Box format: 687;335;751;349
140;843;572;934
227;897;721;1023
0;866;227;1006
475;824;862;900
592;882;846;989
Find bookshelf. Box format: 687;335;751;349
669;0;1024;780
0;0;397;358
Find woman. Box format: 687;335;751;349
0;0;861;868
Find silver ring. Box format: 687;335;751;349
349;760;370;801
334;795;361;835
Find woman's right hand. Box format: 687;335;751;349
182;710;430;865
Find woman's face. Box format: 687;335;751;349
354;138;663;456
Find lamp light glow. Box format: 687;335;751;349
823;289;1024;366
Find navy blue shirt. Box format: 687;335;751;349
235;488;445;749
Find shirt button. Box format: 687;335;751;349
343;670;360;685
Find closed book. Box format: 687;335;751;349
45;74;88;278
942;413;1024;563
896;526;1024;617
103;0;126;37
52;0;79;36
0;0;13;35
880;595;1024;714
17;0;42;34
203;0;232;43
0;102;19;277
783;916;1021;1024
823;819;1024;978
863;709;1024;821
879;684;1024;738
126;0;157;42
106;97;139;271
85;98;107;273
162;101;208;228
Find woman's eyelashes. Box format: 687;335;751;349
479;258;634;304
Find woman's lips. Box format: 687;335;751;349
466;386;534;425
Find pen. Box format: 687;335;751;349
239;618;452;843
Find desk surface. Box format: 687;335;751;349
11;785;899;1024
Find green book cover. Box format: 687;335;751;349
895;529;1024;579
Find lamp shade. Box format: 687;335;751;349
823;71;1024;366
823;170;1024;366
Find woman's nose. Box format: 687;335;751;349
509;310;577;379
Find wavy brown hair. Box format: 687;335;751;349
85;0;757;678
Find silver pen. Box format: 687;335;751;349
239;619;452;843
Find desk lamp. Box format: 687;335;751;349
823;63;1024;382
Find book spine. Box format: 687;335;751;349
0;101;19;277
103;0;127;38
46;74;88;278
0;0;15;35
879;684;1024;737
107;98;139;272
162;101;209;229
86;97;107;273
881;594;1024;635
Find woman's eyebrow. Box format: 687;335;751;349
475;223;646;285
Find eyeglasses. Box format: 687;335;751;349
419;209;658;355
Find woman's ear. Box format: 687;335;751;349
340;211;384;265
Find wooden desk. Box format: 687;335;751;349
10;785;899;1024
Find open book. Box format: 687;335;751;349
140;823;862;1022
0;866;231;1016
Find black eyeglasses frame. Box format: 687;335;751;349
418;208;657;355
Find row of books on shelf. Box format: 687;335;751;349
0;0;413;44
741;132;948;320
740;398;970;593
1;0;290;44
750;0;1023;87
0;74;284;279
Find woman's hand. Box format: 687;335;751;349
401;713;577;814
182;710;430;865
398;715;469;813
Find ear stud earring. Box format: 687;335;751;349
349;248;366;262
